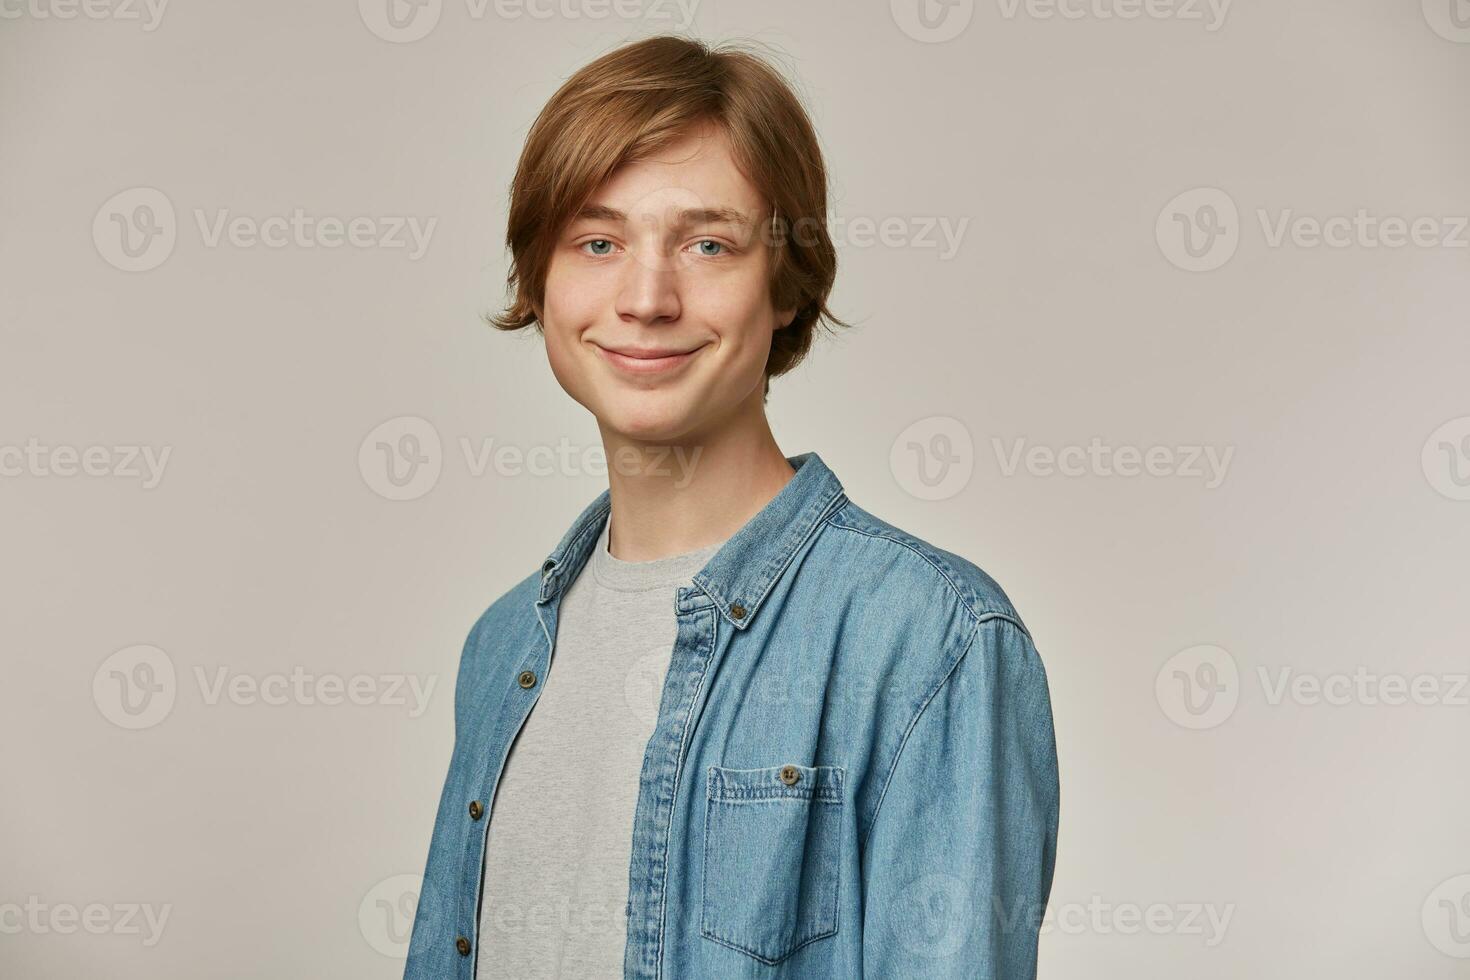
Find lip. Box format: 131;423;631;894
594;343;704;375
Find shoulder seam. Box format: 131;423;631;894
861;615;1030;851
827;507;1026;634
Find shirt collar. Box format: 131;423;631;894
538;451;847;630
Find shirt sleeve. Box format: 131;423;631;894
860;615;1060;979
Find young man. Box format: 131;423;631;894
405;35;1059;980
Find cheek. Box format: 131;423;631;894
541;256;578;325
539;260;592;389
703;272;777;360
540;259;596;345
541;315;596;413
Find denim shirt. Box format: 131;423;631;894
404;451;1060;979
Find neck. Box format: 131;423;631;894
596;387;796;563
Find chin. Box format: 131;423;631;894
599;392;705;445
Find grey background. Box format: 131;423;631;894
2;0;1467;977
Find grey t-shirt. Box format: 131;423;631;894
475;517;723;979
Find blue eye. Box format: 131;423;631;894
693;240;725;257
582;239;614;256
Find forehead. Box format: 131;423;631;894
590;124;765;220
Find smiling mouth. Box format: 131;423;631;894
594;343;705;375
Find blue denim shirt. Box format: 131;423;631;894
405;451;1059;979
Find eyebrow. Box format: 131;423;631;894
573;203;753;230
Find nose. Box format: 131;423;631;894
614;243;682;326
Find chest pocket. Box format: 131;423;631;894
701;763;845;965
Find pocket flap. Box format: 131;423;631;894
707;764;844;803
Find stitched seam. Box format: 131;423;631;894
699;489;848;627
700;790;843;963
543;496;610;595
711;790;843;803
826;512;1029;636
655;603;718;980
700;771;713;954
707;765;844;801
858;620;1034;852
864;620;1040;858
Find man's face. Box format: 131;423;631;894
538;122;794;446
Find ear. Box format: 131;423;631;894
775;304;798;330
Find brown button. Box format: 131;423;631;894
518;670;537;689
455;935;471;956
468;800;484;820
730;603;746;619
779;765;800;786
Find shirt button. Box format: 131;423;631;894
455;935;471;956
468;800;484;820
730;602;746;619
518;670;537;689
779;765;800;786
